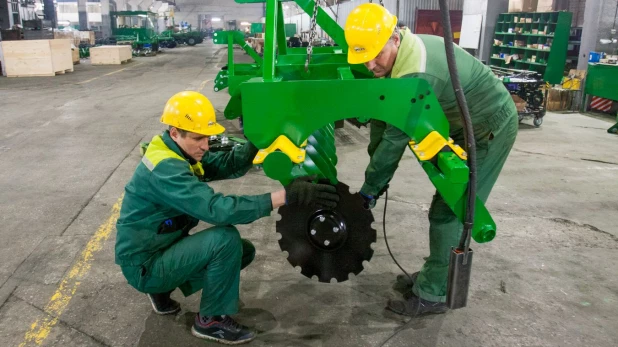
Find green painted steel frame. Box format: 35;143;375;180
213;0;497;243
240;77;496;243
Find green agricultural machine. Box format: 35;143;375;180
158;30;177;48
111;11;159;56
213;0;495;289
173;28;204;46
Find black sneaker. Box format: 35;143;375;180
191;314;256;345
387;293;448;317
146;290;181;315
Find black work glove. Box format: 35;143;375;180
285;178;340;209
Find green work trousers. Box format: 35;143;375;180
412;102;519;302
121;226;255;316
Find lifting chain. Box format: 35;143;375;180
368;0;385;5
305;0;321;72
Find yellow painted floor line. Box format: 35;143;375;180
18;195;124;347
77;63;144;84
197;79;211;92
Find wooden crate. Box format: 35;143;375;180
1;39;73;77
90;46;132;65
72;48;80;65
76;31;96;45
54;30;96;45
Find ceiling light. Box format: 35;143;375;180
212;17;221;22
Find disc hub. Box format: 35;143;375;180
308;210;347;251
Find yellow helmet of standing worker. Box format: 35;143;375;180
160;91;225;136
344;3;398;64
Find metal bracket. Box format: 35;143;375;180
253;135;307;165
409;131;467;161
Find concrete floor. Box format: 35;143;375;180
0;42;617;347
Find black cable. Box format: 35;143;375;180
382;190;412;280
438;0;476;261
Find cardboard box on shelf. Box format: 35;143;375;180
546;87;573;111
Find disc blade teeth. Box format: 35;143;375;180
369;228;377;243
276;181;378;283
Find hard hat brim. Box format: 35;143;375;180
172;122;226;136
196;123;226;136
347;48;380;65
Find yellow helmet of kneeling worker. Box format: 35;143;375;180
344;3;398;65
160;91;225;136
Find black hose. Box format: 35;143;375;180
382;190;412;280
438;0;477;259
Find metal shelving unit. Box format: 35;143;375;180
490;11;573;84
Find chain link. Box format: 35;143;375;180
369;0;385;5
305;0;320;72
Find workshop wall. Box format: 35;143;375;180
170;0;264;30
332;0;464;31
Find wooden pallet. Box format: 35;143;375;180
91;58;132;66
8;68;74;77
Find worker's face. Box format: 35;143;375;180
170;127;210;161
364;34;400;78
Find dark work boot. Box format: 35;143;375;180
191;313;255;345
387;293;448;317
394;271;419;294
147;290;181;315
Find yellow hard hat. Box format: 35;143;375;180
344;3;398;65
160;91;225;136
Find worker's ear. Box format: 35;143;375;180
169;127;179;141
393;33;401;48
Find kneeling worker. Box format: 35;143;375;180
115;91;339;344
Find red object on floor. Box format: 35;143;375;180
590;96;613;112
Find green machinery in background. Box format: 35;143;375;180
584;63;618;134
111;11;160;56
251;22;297;37
213;0;497;281
157;30;178;48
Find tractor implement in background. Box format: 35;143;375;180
213;0;497;283
110;11;160;56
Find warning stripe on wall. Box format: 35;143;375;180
590;96;613;112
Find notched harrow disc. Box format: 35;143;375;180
276;182;376;283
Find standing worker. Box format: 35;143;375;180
344;4;518;316
115;91;339;344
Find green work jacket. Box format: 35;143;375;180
115;131;272;266
361;30;513;196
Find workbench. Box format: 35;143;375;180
584;63;618;133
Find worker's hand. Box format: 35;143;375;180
360;184;389;210
360;191;377;210
285;178;339;209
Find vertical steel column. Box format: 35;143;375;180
263;0;278;81
78;0;89;30
277;0;288;56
